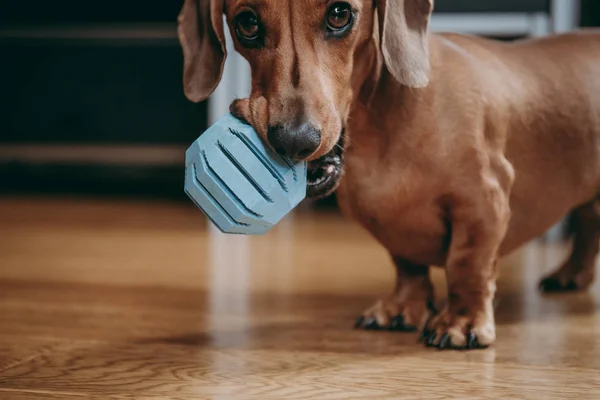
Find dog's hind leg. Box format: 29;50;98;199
355;257;435;332
539;197;600;292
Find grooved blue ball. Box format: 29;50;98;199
184;114;307;235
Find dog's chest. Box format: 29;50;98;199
336;155;450;266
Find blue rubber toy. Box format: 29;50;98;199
185;114;307;235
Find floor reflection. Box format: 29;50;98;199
1;197;600;399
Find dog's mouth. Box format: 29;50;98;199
306;130;345;199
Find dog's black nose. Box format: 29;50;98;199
267;123;321;160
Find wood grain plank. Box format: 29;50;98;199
1;344;599;399
1;197;599;399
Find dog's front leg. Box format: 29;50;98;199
356;258;435;332
422;187;511;350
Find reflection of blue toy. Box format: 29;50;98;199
185;114;307;235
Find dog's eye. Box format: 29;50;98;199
326;2;354;34
235;10;261;44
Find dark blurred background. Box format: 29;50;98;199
1;0;598;209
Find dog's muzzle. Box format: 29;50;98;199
306;130;345;199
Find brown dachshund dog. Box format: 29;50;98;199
178;0;600;350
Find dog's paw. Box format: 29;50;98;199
539;269;594;293
355;299;433;332
420;306;494;350
539;276;578;292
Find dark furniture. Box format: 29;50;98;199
0;0;585;201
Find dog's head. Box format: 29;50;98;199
178;0;433;197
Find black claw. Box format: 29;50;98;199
389;315;404;330
388;315;406;332
438;333;451;349
539;278;561;292
466;332;478;349
426;332;437;347
354;316;365;329
357;315;419;332
565;280;578;291
364;318;380;330
388;315;418;332
418;328;490;351
539;277;578;293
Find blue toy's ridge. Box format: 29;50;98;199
228;127;290;192
200;151;263;218
184;114;307;235
216;141;274;203
188;164;251;230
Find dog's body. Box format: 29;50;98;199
340;31;600;265
342;30;600;346
177;0;600;350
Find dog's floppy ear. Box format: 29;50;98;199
177;0;226;103
375;0;433;88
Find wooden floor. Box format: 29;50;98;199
1;197;600;399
